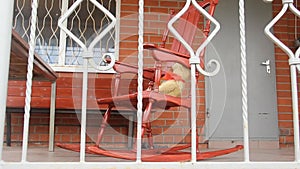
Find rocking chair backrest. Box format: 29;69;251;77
170;0;218;56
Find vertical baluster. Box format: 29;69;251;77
21;0;39;162
168;0;220;162
136;0;144;162
290;64;300;161
114;0;121;60
0;0;15;162
80;54;89;162
58;0;69;66
264;0;300;162
190;64;197;162
58;0;116;163
239;0;250;162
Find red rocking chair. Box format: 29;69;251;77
57;0;243;161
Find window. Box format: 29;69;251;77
13;0;120;72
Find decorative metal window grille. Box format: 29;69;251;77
12;0;119;71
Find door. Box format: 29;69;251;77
205;0;278;141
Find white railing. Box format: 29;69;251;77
264;0;300;162
1;0;300;168
0;0;14;165
58;0;116;162
167;0;221;162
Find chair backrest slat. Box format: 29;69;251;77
170;1;217;56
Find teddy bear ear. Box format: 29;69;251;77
161;71;185;82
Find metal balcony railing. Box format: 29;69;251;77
0;0;300;168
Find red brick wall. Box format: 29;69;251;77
6;73;134;147
273;0;300;147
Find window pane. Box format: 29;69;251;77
12;0;117;68
65;0;116;66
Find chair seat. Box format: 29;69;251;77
97;91;191;110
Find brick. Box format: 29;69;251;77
35;126;49;133
29;133;39;141
121;5;138;12
163;135;174;143
122;0;139;4
119;41;138;49
163;127;183;135
157;111;174;119
12;126;23;133
160;1;180;8
102;135;113;142
277;91;291;97
276;59;289;67
144;13;160;21
277;83;291;91
285;135;294;143
151;119;165;126
114;135;125;142
153;135;163;143
145;1;159;7
61;134;72;142
278;121;293;128
278;105;293;112
11;134;22;141
278;113;293;121
149;7;169;13
55;135;61;142
277;98;292;105
39;134;49;142
56;126;79;134
71;135;81;142
276;76;291;83
276;68;290;75
151;128;163;135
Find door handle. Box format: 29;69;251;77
261;59;270;74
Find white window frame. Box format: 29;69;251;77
52;0;120;73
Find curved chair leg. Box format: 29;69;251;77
133;101;154;150
146;120;154;149
96;106;112;146
142;101;154;149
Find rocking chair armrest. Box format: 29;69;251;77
143;43;158;49
144;43;190;68
113;61;165;81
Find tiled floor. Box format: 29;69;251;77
1;145;295;162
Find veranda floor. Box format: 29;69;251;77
1;145;294;162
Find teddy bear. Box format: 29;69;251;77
159;63;190;97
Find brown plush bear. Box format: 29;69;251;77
159;63;190;97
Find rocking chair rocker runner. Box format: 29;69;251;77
57;0;243;161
